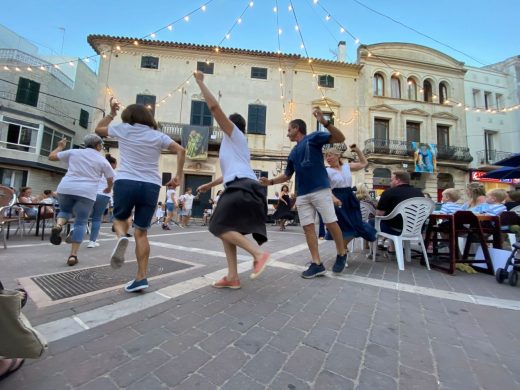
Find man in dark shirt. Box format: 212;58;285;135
375;171;423;243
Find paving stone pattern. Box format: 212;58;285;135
2;226;520;389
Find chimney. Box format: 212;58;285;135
337;41;346;62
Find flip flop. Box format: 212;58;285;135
0;358;25;381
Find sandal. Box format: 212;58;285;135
67;255;78;266
50;225;63;245
0;358;25;381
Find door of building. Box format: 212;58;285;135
184;174;212;218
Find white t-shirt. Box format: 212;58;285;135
108;123;173;186
57;148;115;201
96;175;113;198
179;194;195;210
219;125;257;184
326;163;353;189
166;189;176;204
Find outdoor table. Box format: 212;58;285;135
423;213;502;275
15;202;53;240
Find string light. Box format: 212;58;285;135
167;25;173;31
201;5;206;11
273;6;277;12
184;15;190;22
249;1;254;7
150;33;156;38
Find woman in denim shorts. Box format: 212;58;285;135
95;98;185;292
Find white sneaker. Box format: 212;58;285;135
110;236;129;269
87;241;99;248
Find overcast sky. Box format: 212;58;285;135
2;0;519;70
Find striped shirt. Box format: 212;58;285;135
439;201;462;215
473;203;507;216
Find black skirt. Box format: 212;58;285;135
209;178;268;245
272;194;293;220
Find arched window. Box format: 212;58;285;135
407;78;417;100
373;73;384;96
439;82;448;104
423;80;433;102
391;75;401;98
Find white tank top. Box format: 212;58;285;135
326;164;353;189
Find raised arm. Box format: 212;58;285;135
95;97;120;137
193;71;234;136
348;144;368;172
197;177;224;194
313;108;345;144
166;141;186;188
48;137;68;161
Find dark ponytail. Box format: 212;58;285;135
105;153;117;165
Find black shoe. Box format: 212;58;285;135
301;263;326;279
125;233;132;238
50;225;62;245
332;254;348;273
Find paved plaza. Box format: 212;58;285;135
1;222;520;389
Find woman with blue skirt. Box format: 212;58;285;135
324;145;376;270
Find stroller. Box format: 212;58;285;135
495;241;520;286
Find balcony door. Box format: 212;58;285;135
484;130;496;163
406;121;420;143
190;101;213;127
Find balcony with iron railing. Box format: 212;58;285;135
0;49;74;88
158;121;224;144
364;138;473;163
476;150;513;166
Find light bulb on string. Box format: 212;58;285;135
184;16;189;22
69;62;74;67
84;58;90;62
249;1;254;7
116;45;121;51
288;5;292;11
150;33;156;38
295;25;299;31
278;28;283;35
54;64;60;69
168;25;173;31
325;15;330;21
273;6;277;12
355;38;360;44
300;43;305;49
201;5;206;11
237;18;242;24
226;33;231;40
340;27;345;33
27;67;32;71
39;66;45;71
3;66;9;70
15;67;21;72
313;0;319;4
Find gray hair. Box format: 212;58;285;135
83;134;103;149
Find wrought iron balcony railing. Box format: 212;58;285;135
476;150;513;165
158;121;224;144
363;138;473;163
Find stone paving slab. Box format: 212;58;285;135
2;224;520;389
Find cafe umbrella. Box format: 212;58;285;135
482;165;520;180
493;153;520;168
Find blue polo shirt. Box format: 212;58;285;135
285;131;331;196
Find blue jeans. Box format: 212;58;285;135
113;180;160;230
89;194;111;242
57;194;95;243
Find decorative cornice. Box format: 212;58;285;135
432;112;459;121
401;108;430;117
369;104;399;113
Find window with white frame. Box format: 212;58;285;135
495;94;503;110
373;73;384;96
407;78;417;100
439;82;448;104
390;75;401;98
484;91;492;110
0;117;39;153
423;80;433;102
472;89;481;108
40;127;72;157
0;168;26;190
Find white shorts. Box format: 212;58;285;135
295;188;337;226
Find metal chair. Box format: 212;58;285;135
0;186;20;249
372;197;435;270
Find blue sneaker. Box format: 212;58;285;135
332;253;348;273
301;263;326;279
124;278;149;292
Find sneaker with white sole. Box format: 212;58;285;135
124;278;149;292
87;241;100;248
110;236;129;269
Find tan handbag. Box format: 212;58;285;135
0;283;48;358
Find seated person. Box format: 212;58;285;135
439;188;462;215
473;189;507;216
371;171;423;253
17;186;38;218
504;190;520;211
461;182;486;211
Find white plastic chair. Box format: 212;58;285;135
372;197;435;270
0;186;19;249
349;201;376;253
